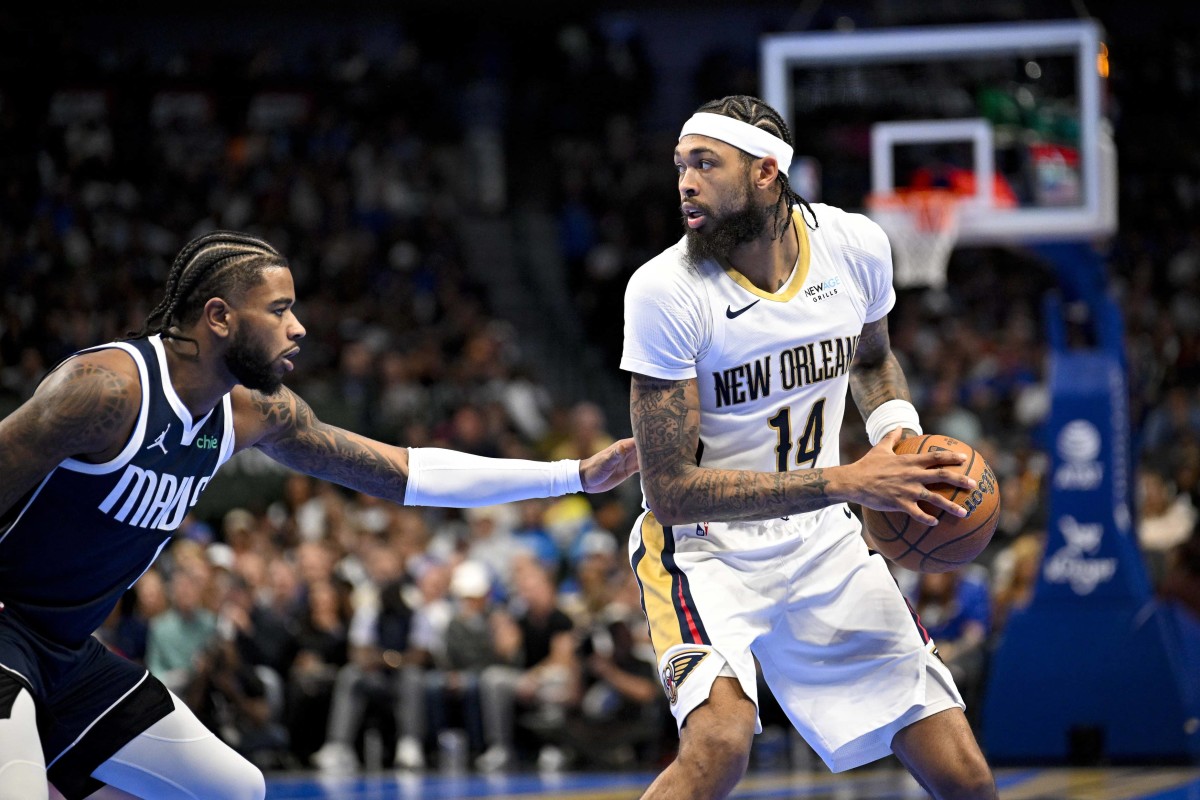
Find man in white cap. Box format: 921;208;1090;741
620;95;995;799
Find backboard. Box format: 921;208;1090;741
761;20;1116;246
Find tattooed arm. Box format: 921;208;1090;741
0;350;139;517
234;386;414;504
234;387;639;506
631;373;970;526
848;316;917;436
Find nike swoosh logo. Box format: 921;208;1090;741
725;300;761;319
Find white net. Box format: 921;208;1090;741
866;190;960;289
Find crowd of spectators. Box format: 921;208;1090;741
3;0;1200;777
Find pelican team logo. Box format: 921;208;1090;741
661;649;709;706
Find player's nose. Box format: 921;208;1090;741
677;166;701;198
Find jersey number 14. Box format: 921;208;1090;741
767;399;825;472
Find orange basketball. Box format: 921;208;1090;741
861;434;1001;573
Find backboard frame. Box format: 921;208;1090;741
761;19;1115;245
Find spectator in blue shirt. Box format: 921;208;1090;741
909;566;992;718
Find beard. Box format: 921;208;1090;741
225;327;284;394
683;180;773;267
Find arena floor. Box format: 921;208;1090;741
263;765;1200;799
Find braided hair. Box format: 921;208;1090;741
693;95;818;237
127;230;287;352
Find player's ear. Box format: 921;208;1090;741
203;297;233;339
754;156;781;190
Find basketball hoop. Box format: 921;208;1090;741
866;189;960;290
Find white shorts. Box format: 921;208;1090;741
628;508;965;773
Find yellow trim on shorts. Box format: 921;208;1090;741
634;511;686;659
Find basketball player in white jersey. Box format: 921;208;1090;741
622;96;997;799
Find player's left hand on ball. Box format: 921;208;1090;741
580;437;640;493
858;429;976;523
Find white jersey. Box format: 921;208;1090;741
621;204;896;551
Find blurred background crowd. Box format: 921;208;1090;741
2;0;1199;776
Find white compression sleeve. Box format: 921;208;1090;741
90;691;264;800
403;447;583;508
0;687;48;800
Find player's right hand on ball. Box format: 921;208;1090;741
850;429;976;525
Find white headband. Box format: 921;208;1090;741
679;112;794;177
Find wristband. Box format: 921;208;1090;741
403;447;583;508
865;399;922;446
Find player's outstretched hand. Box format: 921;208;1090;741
850;428;975;524
580;437;640;494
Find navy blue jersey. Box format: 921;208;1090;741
0;335;234;645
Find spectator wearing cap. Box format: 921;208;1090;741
417;560;504;764
221;508;259;558
560;529;621;628
463;503;520;591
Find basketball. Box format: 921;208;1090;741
861;434;1001;573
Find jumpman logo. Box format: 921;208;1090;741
147;423;171;455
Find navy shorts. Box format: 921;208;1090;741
0;610;173;799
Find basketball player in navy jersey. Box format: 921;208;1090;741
0;230;639;800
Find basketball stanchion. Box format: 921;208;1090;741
865;189;960;290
